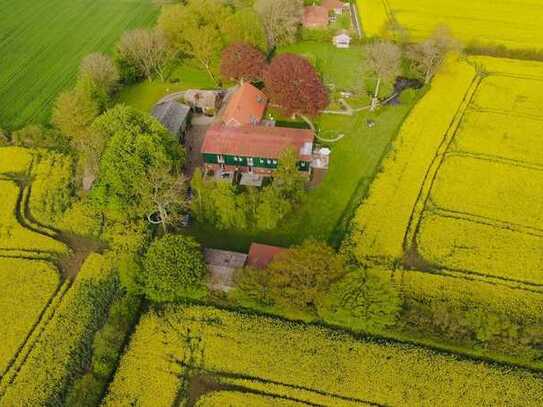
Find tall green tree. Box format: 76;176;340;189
141;235;207;302
319;269;401;332
236;241;345;314
224;9;268;51
91;105;182;220
158;0;232;83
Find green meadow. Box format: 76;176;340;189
0;0;158;129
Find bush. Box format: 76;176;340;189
141;234;208;302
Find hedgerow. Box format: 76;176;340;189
104;305;543;407
0;259;60;375
0;253;117;406
0;147;33;175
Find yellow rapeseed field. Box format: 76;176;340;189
104;305;543;407
0;259;59;375
196;391;315;407
0;147;33;175
358;0;543;49
0;180;67;256
350;55;476;263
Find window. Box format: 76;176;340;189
267;159;271;165
272;160;277;165
247;157;254;166
217;155;224;164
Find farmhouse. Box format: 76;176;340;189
201;124;314;178
222;82;268;127
152;100;191;141
303;6;329;28
200;82;318;184
246;243;286;269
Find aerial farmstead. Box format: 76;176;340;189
2;0;543;406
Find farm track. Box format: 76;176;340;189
0;157;105;398
446;150;543;173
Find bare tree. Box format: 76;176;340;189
254;0;303;47
79;53;119;94
407;25;461;84
364;40;402;111
117;28;172;81
141;166;188;233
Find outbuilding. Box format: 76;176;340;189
333;32;352;48
152;100;191;141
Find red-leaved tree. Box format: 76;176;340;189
263;53;328;124
220;42;267;82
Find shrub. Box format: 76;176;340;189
141;234;208;302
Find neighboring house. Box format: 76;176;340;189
184;90;224;116
205;248;248;292
303;6;329;28
246;243;286;269
152;100;191;141
201;124;315;178
222;83;268;127
333;32;352;48
322;0;349;14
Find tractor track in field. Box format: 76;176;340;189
0;159;106;397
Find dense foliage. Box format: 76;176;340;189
141;235;207;302
220;42;267;82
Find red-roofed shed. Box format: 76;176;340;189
222;83;268;127
246;243;286;269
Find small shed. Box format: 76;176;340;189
184;90;224;116
204;248;248;292
246;243;286;269
333;32;352;48
152;100;191;141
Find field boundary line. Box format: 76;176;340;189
445;150;543;173
471;106;543;122
486;72;543;82
0;279;71;396
402;74;482;255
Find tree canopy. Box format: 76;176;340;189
220;42;267;82
264;53;328;117
141;235;207;302
254;0;303;47
90;105;182;220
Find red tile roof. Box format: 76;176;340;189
246;243;286;269
201;124;315;161
303;6;329;27
321;0;346;12
222;83;268;127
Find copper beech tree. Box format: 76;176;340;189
263;53;328;128
220;42;267;82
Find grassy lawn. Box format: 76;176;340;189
189;41;419;251
117;61;217;113
0;0;159;129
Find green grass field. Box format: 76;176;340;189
0;0;158;129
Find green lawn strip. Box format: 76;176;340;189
0;0;158;129
117;61;217;113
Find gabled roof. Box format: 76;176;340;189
201;124;315;161
152;101;190;135
322;0;347;11
222;83;268;127
246;243;286;269
303;6;329;27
